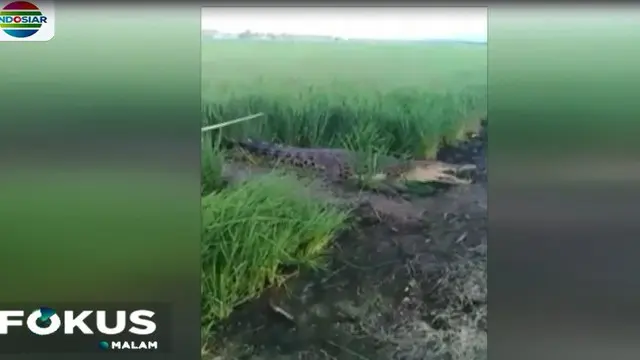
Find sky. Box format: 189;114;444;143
202;7;487;42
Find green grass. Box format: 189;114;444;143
201;133;225;196
201;128;348;354
202;40;487;158
200;39;487;356
200;169;348;351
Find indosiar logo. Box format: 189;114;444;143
0;1;55;41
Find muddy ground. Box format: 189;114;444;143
210;121;487;360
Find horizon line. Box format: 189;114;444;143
202;29;487;43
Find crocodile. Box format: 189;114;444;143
229;139;476;192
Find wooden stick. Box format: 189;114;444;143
201;112;265;133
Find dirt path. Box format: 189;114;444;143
211;121;487;360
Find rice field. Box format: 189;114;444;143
202;40;487;158
200;39;487;356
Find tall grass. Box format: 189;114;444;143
200;116;348;351
201;173;348;339
202;40;487;158
201;132;224;196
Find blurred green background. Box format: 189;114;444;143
0;6;202;358
0;5;201;302
490;8;640;160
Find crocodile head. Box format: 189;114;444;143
394;160;476;185
360;160;476;194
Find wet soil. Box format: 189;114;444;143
210;120;487;360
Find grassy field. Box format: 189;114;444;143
202;40;487;157
200;39;487;356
